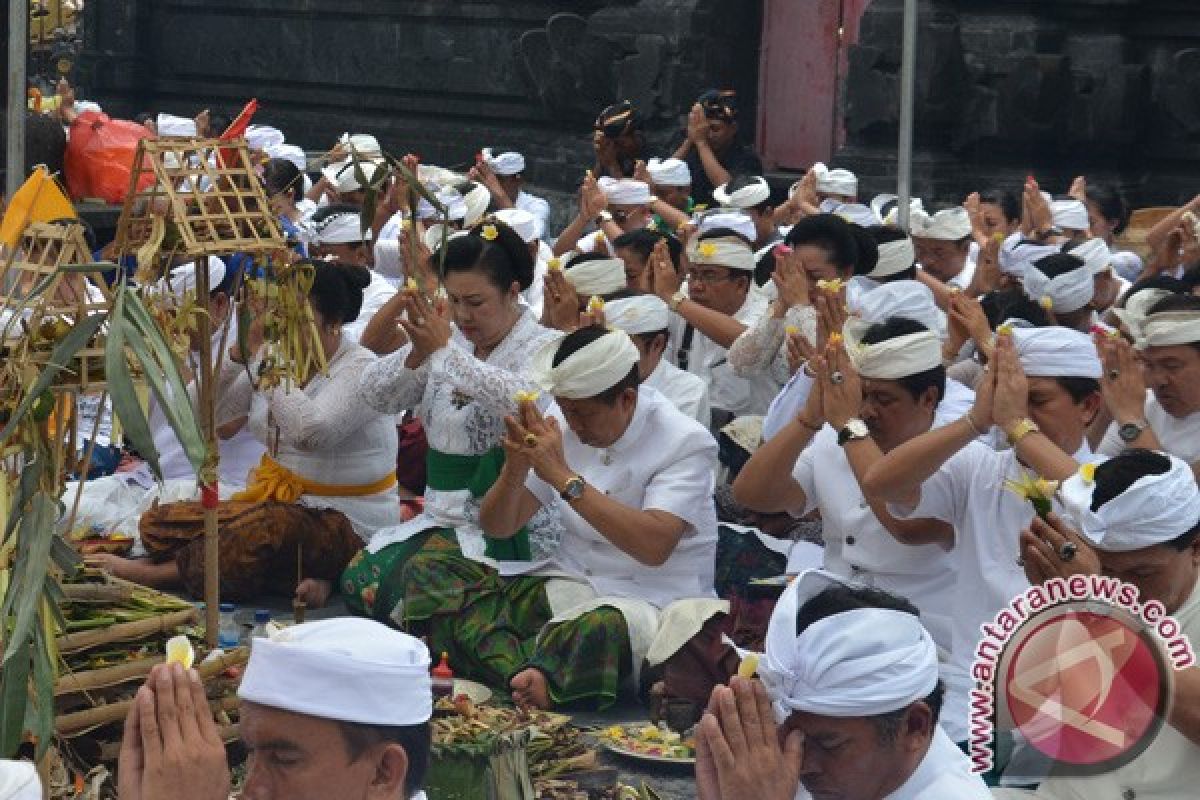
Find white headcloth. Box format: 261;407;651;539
1023;254;1094;314
830;203;882;228
238;618;432;726
156;113;196;137
530;329;641;399
493;208;538;243
851;280;941;334
844;319;942;380
646;157;692;187
713;177;770;209
245;125;285;152
605;295;670;335
870;193;925;226
687;235;756;272
1070;238;1113;276
598;177;654;205
481;147;526;176
812;163;858;197
759;570;939;724
910;208;972;241
315;211;369;245
1060;455;1200;552
564;258;627;296
1111;288;1174;342
265;143;307;171
158;256;227;300
1051;199;1090;231
0;760;41;800
1010;326;1102;378
999;232;1059;279
697;211;756;243
1136;310;1200;350
868;237;916;279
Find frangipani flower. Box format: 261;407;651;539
547;258;562;272
1039;295;1054;311
587;296;605;313
166;635;195;669
480;224;499;241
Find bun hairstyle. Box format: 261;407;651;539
785;213;860;275
442;218;535;291
308;260;372;325
846;222;879;277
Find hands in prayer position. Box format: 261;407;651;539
1019;512;1102;584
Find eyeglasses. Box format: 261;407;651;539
686;269;737;285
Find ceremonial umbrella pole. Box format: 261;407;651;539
6;0;28;201
896;0;918;232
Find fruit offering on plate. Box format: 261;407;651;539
603;722;696;761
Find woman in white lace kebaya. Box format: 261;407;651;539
92;262;400;603
339;219;562;622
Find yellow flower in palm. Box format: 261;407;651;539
816;278;844;293
737;653;760;679
697;242;718;258
997;323;1015;336
547;258;562;272
405;277;419;293
827;332;844;346
514;390;539;405
1003;469;1059;518
587;295;605;313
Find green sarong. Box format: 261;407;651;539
400;550;632;710
341;447;530;622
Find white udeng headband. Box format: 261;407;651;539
1111;288;1173;342
1060;455;1200;552
604;295;670;335
714;177;770;209
530;329;641;399
868;238;916;279
1136;311;1200;350
759;606;939;722
844;322;942;380
687;235;756;272
1022;262;1094;314
564;258;627;296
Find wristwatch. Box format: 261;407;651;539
595;210;614;225
1118;419;1149;443
670;289;688;312
559;474;587;503
837;418;869;447
1006;417;1040;446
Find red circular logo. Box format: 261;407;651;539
1001;605;1168;773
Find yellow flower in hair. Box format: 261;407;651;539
481;224;499;241
547;257;562;272
697;242;718;258
587;295;605;313
1039;295;1054;311
1079;463;1097;484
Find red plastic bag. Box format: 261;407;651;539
64;110;155;203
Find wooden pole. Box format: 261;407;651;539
194;240;220;649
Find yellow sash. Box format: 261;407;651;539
231;454;397;504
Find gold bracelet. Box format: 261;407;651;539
1006;417;1040;446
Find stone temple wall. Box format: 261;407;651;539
78;0;762;224
839;0;1200;207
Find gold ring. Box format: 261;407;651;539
524;433;538;448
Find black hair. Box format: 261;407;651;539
784;214;859;275
847;223;880;277
860;317;946;404
565;250;616;269
866;226;917;282
134;112;154;126
981;288;1050;330
1121;275;1187;307
308;260;371;324
698;227;754;248
1091;449;1200;551
1031;253;1087;280
1055;376;1101;404
551;324;641;403
311;202;363;226
754;247;777;288
338;720;430;797
724;175;771;212
612;228;683;269
1148;293;1200;315
1085;185;1130;235
978;189;1021;224
440;219;535;291
264;158;304;204
795;586;944;734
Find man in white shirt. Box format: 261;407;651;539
603;291;711;425
400;326;721;711
998;449;1200;799
1098;293;1200;472
696;569;990;800
733;317;959;654
655;228;774;425
471;148;551;240
911;207;976;289
311;204;398;343
862;327;1101;746
117;618;432;800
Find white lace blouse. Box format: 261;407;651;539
358;310;563;559
215;336;399;541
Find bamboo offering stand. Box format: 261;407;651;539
112;137;285;648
